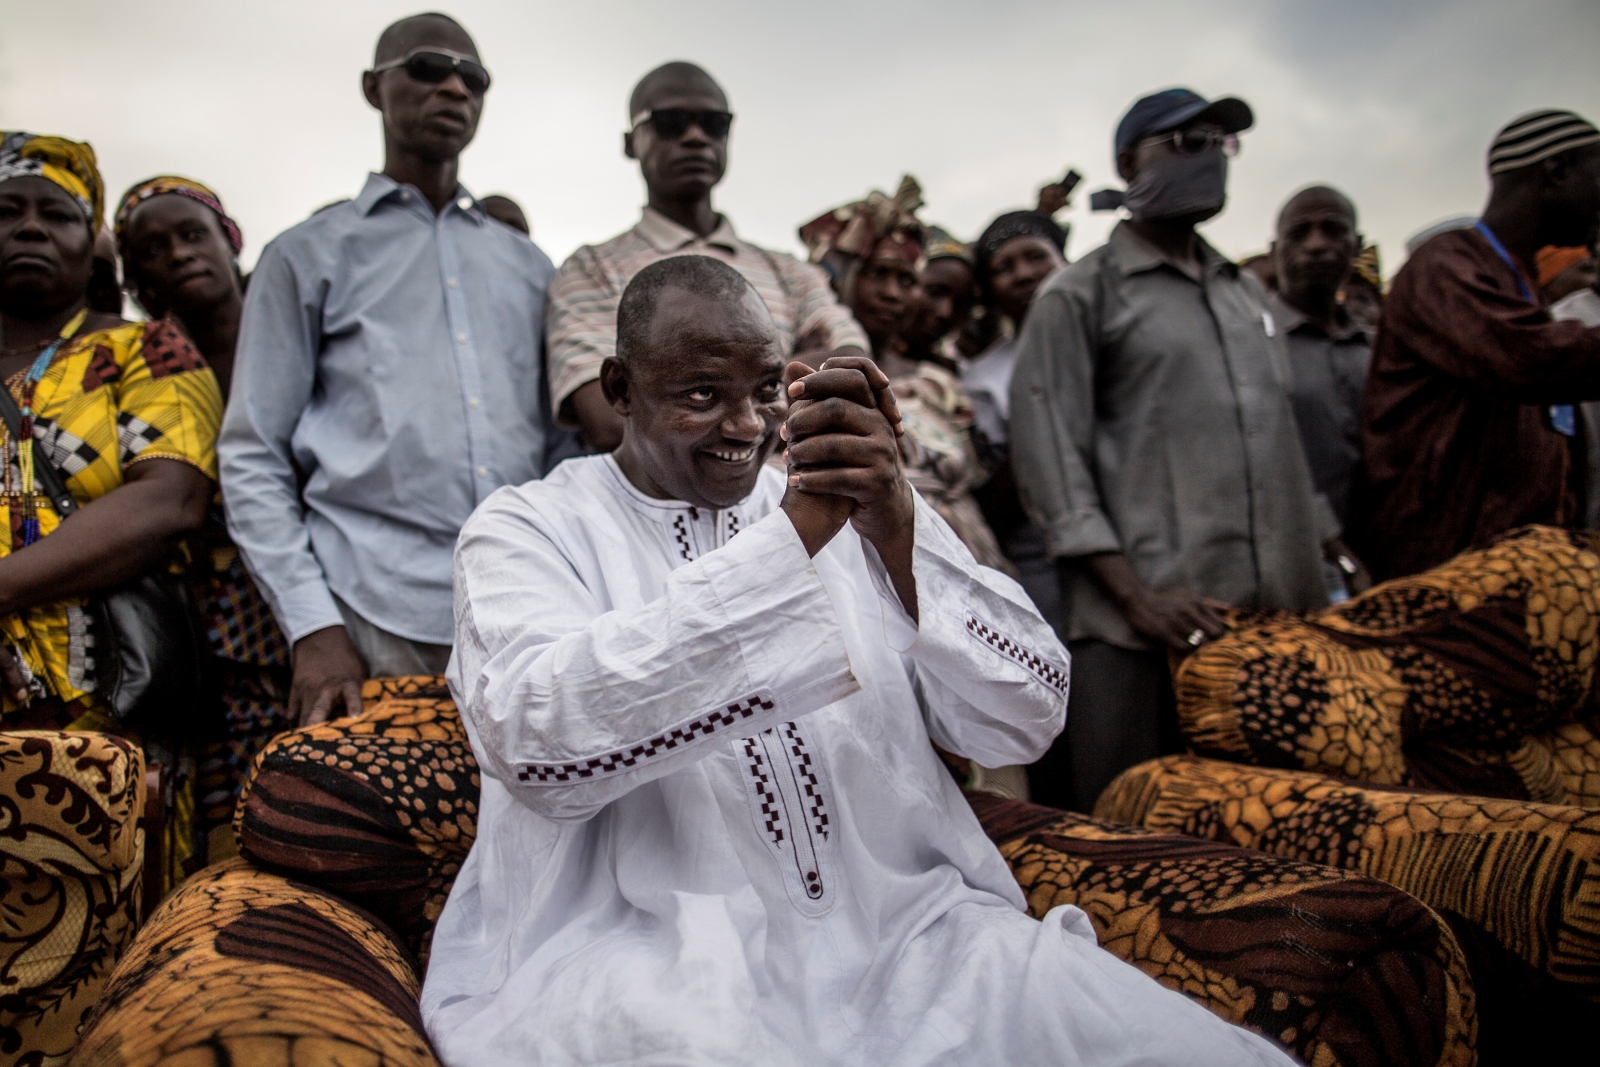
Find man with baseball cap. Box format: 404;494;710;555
1356;110;1600;580
1009;87;1332;812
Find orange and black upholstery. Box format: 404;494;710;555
1099;754;1600;1062
70;859;438;1067
0;731;145;1067
1174;525;1600;805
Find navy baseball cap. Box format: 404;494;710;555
1114;88;1254;156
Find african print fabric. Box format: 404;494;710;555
1173;524;1600;802
0;132;103;231
0;730;144;1066
1098;755;1600;1007
971;792;1476;1067
234;676;477;964
73;858;438;1067
112;176;242;254
892;362;1015;575
189;504;292;853
0;319;221;713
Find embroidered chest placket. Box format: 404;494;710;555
737;721;837;916
666;502;837;917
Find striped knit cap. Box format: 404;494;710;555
1489;110;1600;174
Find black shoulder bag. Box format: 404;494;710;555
0;388;217;738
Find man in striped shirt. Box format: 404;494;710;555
546;61;867;451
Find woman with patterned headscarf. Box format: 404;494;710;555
116;176;292;859
0;134;225;885
799;178;1012;574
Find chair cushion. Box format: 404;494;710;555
70;857;436;1067
1098;754;1600;1000
969;792;1477;1067
0;730;144;1067
1175;525;1600;801
233;676;476;963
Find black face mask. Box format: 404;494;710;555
1123;148;1228;222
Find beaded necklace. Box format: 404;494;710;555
7;308;87;547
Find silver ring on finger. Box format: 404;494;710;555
1186;628;1206;647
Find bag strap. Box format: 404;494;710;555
0;385;80;517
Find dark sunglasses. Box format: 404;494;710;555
373;50;491;95
1139;125;1240;158
631;108;734;141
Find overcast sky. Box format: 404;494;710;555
3;0;1598;276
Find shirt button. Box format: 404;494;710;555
457;333;468;343
458;196;473;210
477;466;489;477
469;397;480;408
447;277;459;288
400;190;411;200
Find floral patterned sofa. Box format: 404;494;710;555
71;678;1477;1067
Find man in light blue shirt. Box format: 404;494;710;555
221;12;554;724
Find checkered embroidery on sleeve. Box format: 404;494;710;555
515;691;777;784
965;615;1069;698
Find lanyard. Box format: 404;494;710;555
1474;221;1576;436
1473;221;1535;302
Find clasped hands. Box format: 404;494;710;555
780;355;920;620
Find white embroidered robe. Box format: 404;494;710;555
422;455;1293;1066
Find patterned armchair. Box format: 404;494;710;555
0;731;146;1067
73;678;1477;1067
1095;525;1600;1063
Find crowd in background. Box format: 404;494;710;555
2;10;1599;883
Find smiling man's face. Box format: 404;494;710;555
602;284;786;509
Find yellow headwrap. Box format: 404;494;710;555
0;131;104;232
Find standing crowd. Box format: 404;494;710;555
4;9;1600;1064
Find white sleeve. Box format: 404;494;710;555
450;500;861;822
861;493;1069;767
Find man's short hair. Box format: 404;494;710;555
628;61;725;119
616;255;761;365
375;12;474;64
1276;185;1357;233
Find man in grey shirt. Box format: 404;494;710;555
1269;185;1376;598
1010;88;1331;811
221;13;555;725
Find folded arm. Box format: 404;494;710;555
452;501;860;822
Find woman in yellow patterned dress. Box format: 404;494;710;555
0;133;222;879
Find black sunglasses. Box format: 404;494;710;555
1139;126;1240;158
631;108;734;141
373;49;492;95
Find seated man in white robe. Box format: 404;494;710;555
423;254;1294;1066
